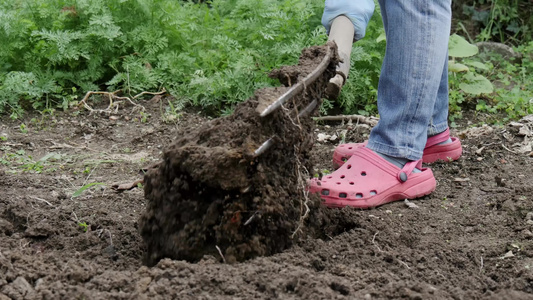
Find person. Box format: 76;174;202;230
309;0;463;208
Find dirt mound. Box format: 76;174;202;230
139;43;340;265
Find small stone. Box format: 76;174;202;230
404;199;420;209
317;133;332;142
525;212;533;221
522;229;533;239
34;278;44;289
527;220;533;225
501;251;515;259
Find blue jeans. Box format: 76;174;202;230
366;0;452;161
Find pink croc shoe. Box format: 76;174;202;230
332;128;462;169
310;147;436;209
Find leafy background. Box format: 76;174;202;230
0;0;532;121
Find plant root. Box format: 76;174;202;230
79;89;166;114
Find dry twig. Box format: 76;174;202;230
314;114;379;126
372;231;383;252
501;144;518;154
291;145;311;239
79;89;166;114
398;259;411;270
480;255;484;273
112;179;144;192
29;196;54;208
216;245;226;263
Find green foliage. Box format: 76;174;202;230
448;34;493;97
460;0;533;45
458;72;493;95
449;34;479;57
0;147;62;173
448;38;533;122
1;0;531;121
482;42;533;121
78;222;89;232
0;0;327;117
72;182;105;198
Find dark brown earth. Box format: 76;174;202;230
140;43;340;266
1;54;533;300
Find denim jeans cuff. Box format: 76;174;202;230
366;141;424;161
427;122;449;136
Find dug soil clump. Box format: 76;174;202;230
140;42;340;265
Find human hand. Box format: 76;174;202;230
321;0;375;40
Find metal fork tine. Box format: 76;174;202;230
259;46;332;117
253;99;319;157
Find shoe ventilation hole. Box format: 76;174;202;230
356;193;363;198
340;175;345;179
336;182;341;185
348;147;353;150
361;171;366;176
347;164;352;169
327;176;333;179
370;190;377;196
321;190;330;196
339;193;347;198
342;157;348;162
349;182;354;185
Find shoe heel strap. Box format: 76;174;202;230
397;160;422;182
426;128;450;148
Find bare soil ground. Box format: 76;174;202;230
2;62;533;299
2;101;533;299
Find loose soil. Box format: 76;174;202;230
140;43;339;266
1;52;533;299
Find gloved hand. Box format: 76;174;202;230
321;0;375;40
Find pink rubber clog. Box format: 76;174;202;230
310;147;436;209
332;128;462;169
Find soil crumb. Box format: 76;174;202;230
139;42;340;265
